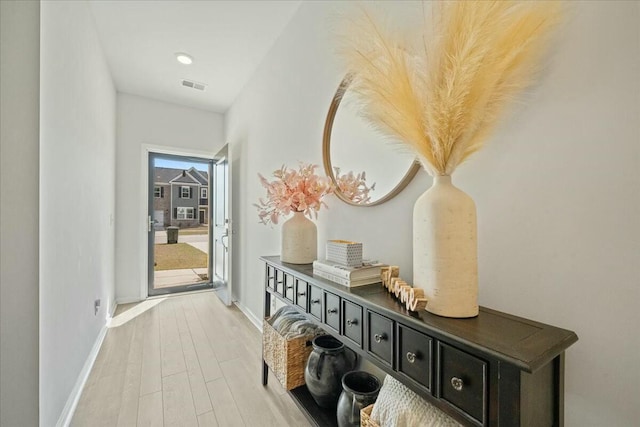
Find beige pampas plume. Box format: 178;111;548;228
338;1;562;176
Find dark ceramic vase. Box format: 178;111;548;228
304;335;357;408
336;371;381;427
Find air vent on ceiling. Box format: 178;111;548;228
181;79;207;91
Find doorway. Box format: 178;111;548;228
147;153;213;296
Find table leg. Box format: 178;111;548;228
262;289;272;386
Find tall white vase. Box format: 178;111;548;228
281;211;317;264
413;175;479;318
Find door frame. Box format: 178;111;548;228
140;145;217;300
147;151;214;297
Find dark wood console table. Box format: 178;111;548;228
260;256;577;427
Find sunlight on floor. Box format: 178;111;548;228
108;298;166;328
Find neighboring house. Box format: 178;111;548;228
152;166;209;228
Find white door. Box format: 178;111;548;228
212;144;231;305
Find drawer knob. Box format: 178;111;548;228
328;308;338;314
287;285;293;290
347;319;358;327
297;292;306;297
406;352;417;364
374;333;387;343
451;377;464;392
311;299;320;304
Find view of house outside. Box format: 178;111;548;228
152;159;210;288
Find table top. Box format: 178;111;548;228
261;256;578;373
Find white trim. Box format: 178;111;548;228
233;300;263;332
169;181;199;186
116;296;141;305
200;187;208;199
176;206;194;220
227;144;233;307
56;302;117;427
142;145;215;301
185;170;202;185
180;186;190;198
213;144;233;306
163;169;208;186
109;299;117;319
191;168;209;184
169;177;199;185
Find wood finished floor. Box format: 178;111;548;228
71;291;311;427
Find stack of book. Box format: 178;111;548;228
313;259;385;287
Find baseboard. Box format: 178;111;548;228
233;300;263;332
116;296;141;305
108;299;117;324
55;321;109;427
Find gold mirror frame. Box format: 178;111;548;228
322;75;421;207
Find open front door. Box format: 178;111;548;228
147;152;214;296
212;144;232;305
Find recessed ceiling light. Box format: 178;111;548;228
175;52;193;65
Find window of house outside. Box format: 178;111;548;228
201;187;208;199
154;186;162;198
177;207;194;220
181;186;190;198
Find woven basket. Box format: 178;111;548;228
361;404;380;427
262;317;314;390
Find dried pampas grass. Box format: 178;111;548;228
339;1;562;176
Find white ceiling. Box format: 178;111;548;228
88;0;301;113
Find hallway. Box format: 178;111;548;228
71;292;310;426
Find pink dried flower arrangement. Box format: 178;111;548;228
334;167;376;205
255;163;334;225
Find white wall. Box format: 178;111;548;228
0;1;40;425
225;1;640;426
115;93;225;302
40;1;117;425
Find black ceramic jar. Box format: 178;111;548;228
304;335;357;408
336;371;381;427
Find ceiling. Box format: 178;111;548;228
88;1;302;113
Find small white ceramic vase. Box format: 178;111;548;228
281;211;317;264
413;175;479;318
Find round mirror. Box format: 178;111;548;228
323;75;420;206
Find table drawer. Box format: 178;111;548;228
398;324;433;391
266;265;276;290
342;301;363;347
283;273;295;302
438;342;487;425
324;292;340;332
308;284;323;320
367;311;393;367
295;279;308;311
274;269;284;295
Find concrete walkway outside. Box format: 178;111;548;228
154;268;209;289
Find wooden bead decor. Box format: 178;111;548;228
380;266;428;312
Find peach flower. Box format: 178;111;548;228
255;163;333;225
334;167;376;205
